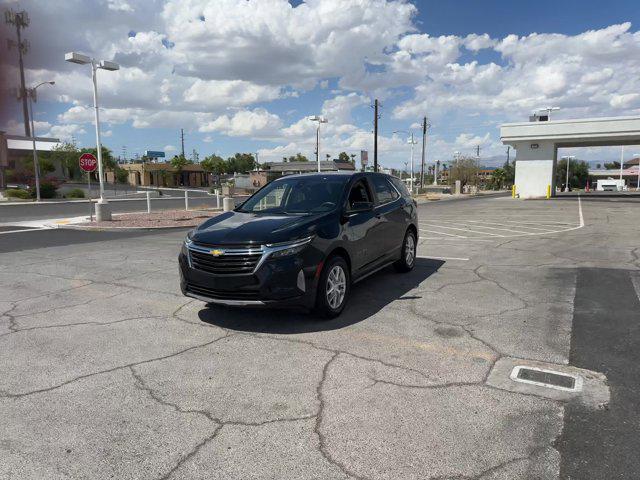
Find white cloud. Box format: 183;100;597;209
183;79;282;109
199;109;282;138
164;144;177;152
47;124;87;141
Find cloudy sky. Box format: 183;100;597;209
1;0;640;167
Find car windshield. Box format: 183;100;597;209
237;176;349;214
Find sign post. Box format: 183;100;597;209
79;153;98;221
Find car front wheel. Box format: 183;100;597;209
315;255;350;318
394;229;416;272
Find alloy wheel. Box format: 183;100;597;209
326;265;346;309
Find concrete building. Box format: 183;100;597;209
265;160;355;174
0;131;62;187
110;163;211;188
501;116;640;198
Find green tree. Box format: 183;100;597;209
604;161;620;170
448;156;480;187
556;158;590;189
487;167;507;190
503;160;515;186
337;152;350;162
284;153;309;162
49;142;80;179
226;153;256;173
170;154;193;173
201;154;227;175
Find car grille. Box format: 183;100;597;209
188;245;263;275
186;283;260;300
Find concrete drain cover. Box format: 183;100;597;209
510;365;582;392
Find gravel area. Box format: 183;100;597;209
78;209;220;228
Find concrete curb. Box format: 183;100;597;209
54;223;196;232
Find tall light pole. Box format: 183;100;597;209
561;155;575;192
394;130;417;194
634;153;640;191
65;52;119;205
309;115;327;172
26;81;55;202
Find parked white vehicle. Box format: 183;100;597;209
596;179;626;192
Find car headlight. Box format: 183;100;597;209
266;235;314;259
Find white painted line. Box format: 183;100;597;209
420;223;505;237
578;194;584;227
434;220;534;235
0;227;50;235
465;220;558;233
417;255;469;261
419;228;467;238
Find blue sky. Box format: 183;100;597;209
2;0;640;167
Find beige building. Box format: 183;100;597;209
107;163;211;188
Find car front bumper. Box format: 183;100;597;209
178;245;322;309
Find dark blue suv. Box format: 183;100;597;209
179;172;418;318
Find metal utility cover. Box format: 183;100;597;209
510;365;583;392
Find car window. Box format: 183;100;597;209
347;180;371;209
390;177;411;199
371;176;399;204
238;176;348;214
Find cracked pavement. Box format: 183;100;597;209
1;194;638;479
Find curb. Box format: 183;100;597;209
54;223;196;232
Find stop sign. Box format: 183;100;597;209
79;153;98;172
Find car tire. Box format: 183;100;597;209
314;255;350;319
394;229;416;273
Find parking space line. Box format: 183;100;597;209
464;220;558;233
433;220;536;235
417;255;469;261
419;228;467;238
420;223;505;237
0;227;50;235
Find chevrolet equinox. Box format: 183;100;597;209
179;172;418;318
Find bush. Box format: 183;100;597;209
5;188;31;199
66;188;85;199
33;181;58;199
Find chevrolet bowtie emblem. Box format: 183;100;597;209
210;249;225;256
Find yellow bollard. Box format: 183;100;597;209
511;185;516;198
546;185;551;199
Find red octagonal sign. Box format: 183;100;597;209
79;153;98;172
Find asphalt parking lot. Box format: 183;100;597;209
1;194;639;479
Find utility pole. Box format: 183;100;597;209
506;146;510;165
180;128;185;158
420;116;427;188
476;145;481;159
5;9;31;137
373;99;379;172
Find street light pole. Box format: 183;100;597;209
394;130;417;194
65;52;119;207
309;115;327;173
90;60;106;199
634;153;640;191
26;81;55;202
562;155;575;192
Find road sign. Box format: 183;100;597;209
360;150;368;166
145;150;165;158
79;153;97;172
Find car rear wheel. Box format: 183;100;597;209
315;255;350;318
394;229;416;272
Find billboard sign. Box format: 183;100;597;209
145;150;165;158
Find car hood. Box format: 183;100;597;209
190;211;327;245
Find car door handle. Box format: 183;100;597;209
375;212;382;219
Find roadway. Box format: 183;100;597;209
1;195;639;479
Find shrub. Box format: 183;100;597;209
66;188;85;199
5;188;31;199
33;181;58;199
